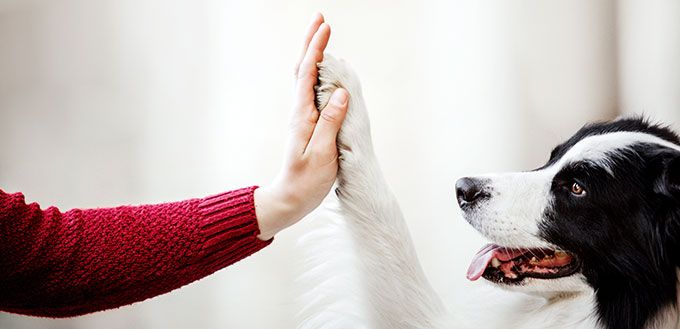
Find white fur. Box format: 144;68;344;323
296;55;678;329
295;200;372;329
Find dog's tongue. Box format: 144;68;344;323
466;244;527;281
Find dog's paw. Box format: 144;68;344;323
315;55;372;162
315;55;356;111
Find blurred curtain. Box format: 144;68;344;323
618;0;680;127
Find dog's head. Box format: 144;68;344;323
458;117;680;328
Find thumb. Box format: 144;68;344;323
306;88;349;156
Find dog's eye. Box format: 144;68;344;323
570;182;585;196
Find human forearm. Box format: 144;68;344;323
0;187;270;317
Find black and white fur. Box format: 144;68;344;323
297;55;680;329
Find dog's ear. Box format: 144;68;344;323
667;155;680;196
654;150;680;266
654;150;680;199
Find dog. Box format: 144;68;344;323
297;55;680;329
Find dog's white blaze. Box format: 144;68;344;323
553;131;680;174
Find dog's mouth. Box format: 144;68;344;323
467;243;580;284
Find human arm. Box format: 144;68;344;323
0;187;268;317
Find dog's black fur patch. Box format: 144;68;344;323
538;118;680;329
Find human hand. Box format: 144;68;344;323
254;13;349;241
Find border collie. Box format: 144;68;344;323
297;55;680;329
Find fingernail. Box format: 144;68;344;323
330;89;348;106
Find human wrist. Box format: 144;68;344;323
253;185;301;241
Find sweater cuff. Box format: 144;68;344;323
194;186;272;271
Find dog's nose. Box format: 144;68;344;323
456;177;484;206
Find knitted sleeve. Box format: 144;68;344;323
0;186;271;317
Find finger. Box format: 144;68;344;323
288;22;331;156
294;12;325;78
295;23;331;108
306;88;349;157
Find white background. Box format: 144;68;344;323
1;0;678;328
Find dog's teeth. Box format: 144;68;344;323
530;257;538;264
555;251;567;258
491;258;501;268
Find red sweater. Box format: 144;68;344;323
0;186;271;317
